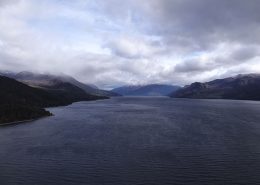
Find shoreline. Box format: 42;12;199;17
0;115;52;127
0;98;108;127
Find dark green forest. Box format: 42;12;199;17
0;105;52;124
0;76;106;124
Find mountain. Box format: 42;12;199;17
0;70;17;78
171;74;260;100
112;84;181;96
0;71;119;97
48;73;120;97
0;76;52;124
0;75;105;124
14;71;120;97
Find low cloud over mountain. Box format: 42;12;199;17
1;0;260;88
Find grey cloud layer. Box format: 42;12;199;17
0;0;260;88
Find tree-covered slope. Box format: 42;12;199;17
0;76;106;124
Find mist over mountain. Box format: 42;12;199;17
171;74;260;101
1;0;260;87
112;84;181;96
0;71;120;97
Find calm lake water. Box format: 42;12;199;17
0;97;260;185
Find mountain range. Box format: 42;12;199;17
112;84;181;96
0;71;119;97
1;70;260;124
171;74;260;101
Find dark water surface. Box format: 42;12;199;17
1;97;260;185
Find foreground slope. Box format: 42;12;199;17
171;74;260;100
0;76;105;124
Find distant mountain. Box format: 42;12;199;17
0;75;105;124
1;71;119;97
171;74;260;101
112;84;181;96
0;70;17;78
48;73;120;97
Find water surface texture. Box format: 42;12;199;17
1;97;260;185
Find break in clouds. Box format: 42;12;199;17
0;0;260;88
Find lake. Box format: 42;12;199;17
0;97;260;185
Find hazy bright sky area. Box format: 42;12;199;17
0;0;260;88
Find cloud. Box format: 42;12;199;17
0;0;19;6
230;46;259;62
0;0;260;88
104;36;161;59
139;0;260;46
174;59;216;73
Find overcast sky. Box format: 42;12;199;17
0;0;260;88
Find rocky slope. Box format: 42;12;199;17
171;74;260;100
